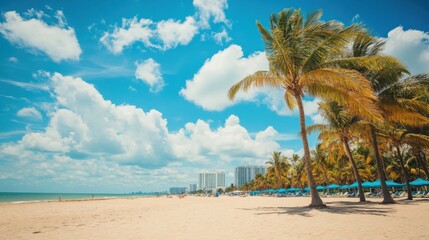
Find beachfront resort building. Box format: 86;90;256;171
198;172;225;191
169;187;187;194
188;184;197;193
235;166;267;188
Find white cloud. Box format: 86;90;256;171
135;58;164;93
213;27;231;44
170;115;280;163
156;17;198;50
100;0;230;54
100;17;154;54
100;16;199;53
193;0;228;28
17;107;42;120
0;10;81;62
180;44;268;111
8;57;18;62
382;26;429;74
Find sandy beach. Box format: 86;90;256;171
1;196;428;240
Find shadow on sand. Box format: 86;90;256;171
239;200;405;217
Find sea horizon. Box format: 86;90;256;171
0;192;164;203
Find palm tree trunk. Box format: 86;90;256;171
296;96;325;208
395;146;413;200
369;125;395;204
342;137;366;202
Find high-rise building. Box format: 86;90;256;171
235;166;266;188
188;184;197;193
198;172;225;191
169;187;187;194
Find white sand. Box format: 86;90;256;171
1;196;428;240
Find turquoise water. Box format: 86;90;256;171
0;192;152;203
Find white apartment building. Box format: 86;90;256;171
235;166;266;188
198;172;225;191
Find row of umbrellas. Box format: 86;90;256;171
249;178;429;195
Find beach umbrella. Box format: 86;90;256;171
325;184;341;189
386;180;405;188
362;181;374;188
287;188;301;192
303;186;325;191
370;179;405;188
410;178;429;187
276;188;287;193
339;185;350;190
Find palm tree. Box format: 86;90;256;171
307;101;366;202
266;151;291;188
228;9;386;208
311;144;330;185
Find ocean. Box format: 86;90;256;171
0;192;155;203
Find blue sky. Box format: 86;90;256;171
0;0;428;193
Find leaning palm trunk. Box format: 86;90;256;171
297;96;325;207
370;126;395;203
395;146;413;200
342;137;366;202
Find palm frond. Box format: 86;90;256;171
228;71;282;100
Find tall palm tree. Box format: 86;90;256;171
307;101;366;202
228;9;386;207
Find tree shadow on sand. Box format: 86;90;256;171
239;200;398;217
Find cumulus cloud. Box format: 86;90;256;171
100;16;199;53
0;10;81;62
100;17;154;54
135;58;164;93
382;26;429;74
100;0;230;54
16;107;42;120
2;72;286;169
170;115;280;163
193;0;229;28
180;44;268;111
156;17;199;50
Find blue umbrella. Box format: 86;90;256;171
325;184;341;189
410;178;429;187
287;188;301;192
340;185;351;190
362;181;374;188
303;186;325;191
370;179;405;188
276;188;287;193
